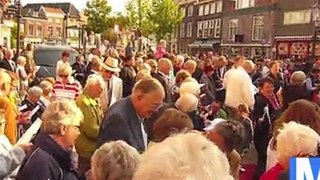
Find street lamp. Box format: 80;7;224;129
311;0;320;62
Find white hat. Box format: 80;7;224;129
179;78;205;96
102;57;121;73
203;118;227;131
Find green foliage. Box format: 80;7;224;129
125;0;154;37
109;12;129;31
11;23;17;48
84;0;112;33
149;0;184;41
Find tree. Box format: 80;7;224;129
109;12;129;31
125;0;154;37
149;0;184;41
84;0;112;33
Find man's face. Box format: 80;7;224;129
136;90;164;118
185;64;196;75
211;102;221;113
101;69;114;81
89;84;103;98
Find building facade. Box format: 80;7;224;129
1;4;16;48
221;0;276;59
274;0;316;60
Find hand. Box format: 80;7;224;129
18;143;33;153
17;111;31;124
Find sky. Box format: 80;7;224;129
20;0;128;12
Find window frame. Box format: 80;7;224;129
187;22;193;37
228;19;238;41
187;5;193;17
210;3;216;14
199;5;204;16
197;21;203;38
180;23;185;38
214;19;221;38
252;15;264;41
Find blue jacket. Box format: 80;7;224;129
98;97;146;153
17;132;78;180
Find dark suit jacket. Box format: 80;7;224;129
153;72;172;103
0;59;14;72
98;97;146;153
200;73;216;106
120;65;136;97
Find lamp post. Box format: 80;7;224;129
311;0;320;63
15;0;21;58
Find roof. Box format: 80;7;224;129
43;7;65;15
23;3;80;18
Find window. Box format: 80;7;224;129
55;18;62;24
209;20;214;37
214;19;221;38
283;10;311;25
180;23;185;38
56;27;61;37
203;20;209;38
216;1;223;13
204;4;210;15
210;3;216;14
28;24;34;36
187;5;193;17
252;16;264;41
181;7;186;17
235;0;254;9
187;22;193;37
199;5;204;16
36;26;42;36
197;21;203;38
48;27;53;36
228;19;238;41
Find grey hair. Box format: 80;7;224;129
133;132;233;180
39;80;53;95
16;56;27;65
175;93;198;112
84;74;105;91
91;140;140;180
41;99;83;135
28;86;43;98
290;71;306;85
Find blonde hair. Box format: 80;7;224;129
136;70;151;82
16;56;27;65
41;100;83;135
57;63;72;76
134;132;233;180
92;140;140;180
290;71;306;85
277;122;320;165
175;93;198;112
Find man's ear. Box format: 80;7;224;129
59;125;67;136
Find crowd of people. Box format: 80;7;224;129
0;41;320;180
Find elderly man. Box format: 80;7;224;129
153;58;173;103
100;57;123;112
98;78;165;153
87;55;102;76
20;86;44;125
0;49;15;72
76;74;105;179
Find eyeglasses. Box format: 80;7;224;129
59;74;69;78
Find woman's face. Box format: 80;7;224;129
261;82;275;97
207;130;226;152
59;74;70;84
271;63;280;73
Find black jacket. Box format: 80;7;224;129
0;59;14;72
120;65;136;97
187;110;205;131
153;72;172;103
98;97;146;153
17;132;78;180
282;83;312;110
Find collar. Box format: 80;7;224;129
82;93;99;106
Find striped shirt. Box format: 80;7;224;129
52;79;81;100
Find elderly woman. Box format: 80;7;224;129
205;119;245;179
75;74;105;179
175;93;205;131
266;99;320;171
261;122;320;179
91;140;140;180
17;100;83;180
16;56;35;98
281;71;312;110
171;70;191;102
38;80;53;107
134;132;233;180
179;77;204;98
135;69;151;82
151;108;193;143
53;63;82;100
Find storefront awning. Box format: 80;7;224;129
220;43;271;47
188;40;220;48
274;36;314;41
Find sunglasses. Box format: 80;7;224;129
59;74;69;78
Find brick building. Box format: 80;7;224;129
274;0;317;60
220;0;276;59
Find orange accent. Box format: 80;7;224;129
0;96;18;145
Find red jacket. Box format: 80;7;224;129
260;163;284;180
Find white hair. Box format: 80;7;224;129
17;56;27;65
41;99;83;135
134;132;233;180
84;74;105;90
140;63;151;72
175;93;198;112
91;140;140;180
39;81;53;94
28;86;43;98
276;122;320;164
179;78;202;96
176;55;185;64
